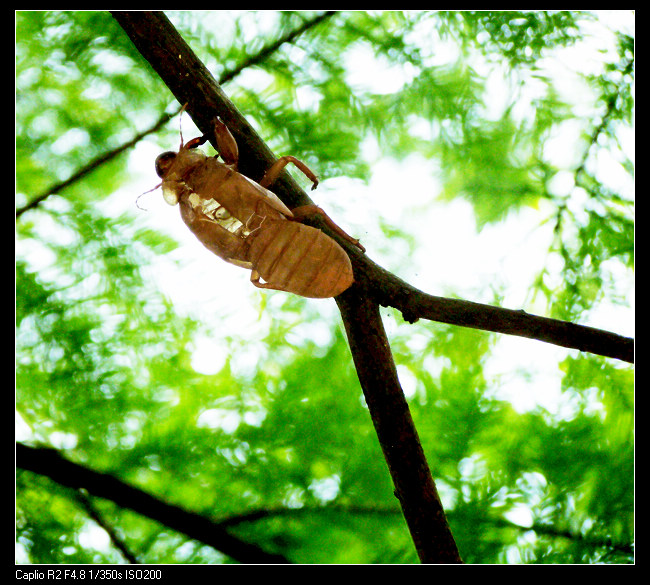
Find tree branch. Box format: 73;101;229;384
217;503;634;556
110;11;314;211
112;10;463;563
16;443;289;564
110;10;635;563
335;291;463;562
74;490;140;564
106;6;634;562
349;252;634;363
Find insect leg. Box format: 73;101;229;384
259;156;319;191
185;135;208;150
291;205;365;253
213;117;239;167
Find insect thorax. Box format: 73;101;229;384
188;192;263;238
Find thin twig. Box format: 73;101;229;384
216;503;633;555
17;114;174;218
74;490;140;564
348;249;634;363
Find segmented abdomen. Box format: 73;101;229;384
247;220;353;298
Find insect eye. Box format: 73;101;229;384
155;152;177;178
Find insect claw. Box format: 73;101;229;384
291;205;365;252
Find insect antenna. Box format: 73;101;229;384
135;182;162;211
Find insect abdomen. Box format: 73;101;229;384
247;220;353;298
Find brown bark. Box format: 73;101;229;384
349;252;634;363
336;292;463;562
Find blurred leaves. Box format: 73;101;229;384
439;115;546;227
16;10;633;564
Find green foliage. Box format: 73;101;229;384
16;10;633;564
16;11;171;207
441;11;583;66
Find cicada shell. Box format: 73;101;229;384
154;116;361;298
